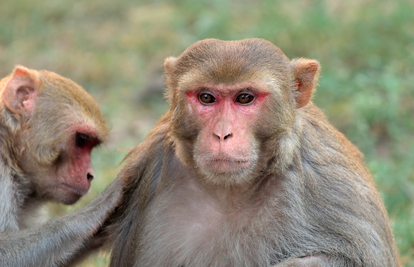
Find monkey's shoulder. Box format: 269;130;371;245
298;103;366;167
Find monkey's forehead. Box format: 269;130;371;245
170;39;291;83
179;38;288;65
36;71;110;139
177;69;282;92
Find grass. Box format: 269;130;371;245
1;0;413;265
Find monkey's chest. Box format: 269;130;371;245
138;188;273;266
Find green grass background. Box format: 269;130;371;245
1;0;413;265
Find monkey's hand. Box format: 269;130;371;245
0;176;124;267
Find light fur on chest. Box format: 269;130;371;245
138;177;282;267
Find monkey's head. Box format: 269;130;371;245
164;39;320;186
1;66;109;204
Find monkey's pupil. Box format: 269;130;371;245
237;94;254;104
200;94;215;104
76;133;89;148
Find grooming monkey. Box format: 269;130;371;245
0;66;122;267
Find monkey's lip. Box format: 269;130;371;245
212;158;250;164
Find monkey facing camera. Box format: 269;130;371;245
0;66;123;267
105;38;400;267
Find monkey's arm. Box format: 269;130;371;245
62;215;115;267
0;177;123;267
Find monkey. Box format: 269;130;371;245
0;66;123;267
105;39;400;267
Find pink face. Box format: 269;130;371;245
54;126;101;204
186;83;269;180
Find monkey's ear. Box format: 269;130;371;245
164;57;178;101
2;66;39;116
164;57;177;76
290;58;320;108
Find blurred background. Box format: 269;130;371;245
1;0;413;265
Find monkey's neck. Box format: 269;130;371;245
187;173;275;212
19;197;48;229
0;161;43;231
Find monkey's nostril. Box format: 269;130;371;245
223;133;232;140
87;173;94;181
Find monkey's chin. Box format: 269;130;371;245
196;159;255;186
60;195;82;205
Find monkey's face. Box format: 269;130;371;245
19;121;102;205
165;39;298;186
177;82;274;186
2;66;109;205
48;129;101;204
17;81;107;204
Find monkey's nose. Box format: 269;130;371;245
223;133;232;140
213;132;233;141
87;173;94;181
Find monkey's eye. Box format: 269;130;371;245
199;93;216;104
236;94;255;104
76;133;90;148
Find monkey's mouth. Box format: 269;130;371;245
213;159;250;164
195;152;255;174
206;158;252;172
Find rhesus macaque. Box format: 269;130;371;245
106;39;400;266
0;66;123;267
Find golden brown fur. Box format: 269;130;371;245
0;66;122;267
107;39;399;267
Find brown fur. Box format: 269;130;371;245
0;66;108;169
107;39;399;267
0;66;122;267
